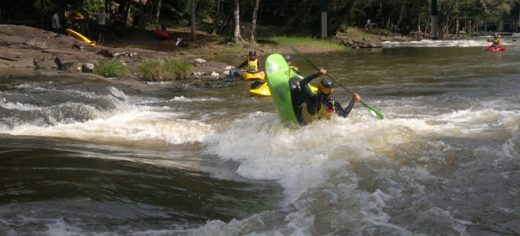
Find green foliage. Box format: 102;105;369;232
94;60;130;77
10;0;520;39
269;36;345;50
139;58;193;81
33;0;61;14
83;0;104;15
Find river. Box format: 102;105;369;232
0;38;519;235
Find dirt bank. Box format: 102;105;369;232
0;24;410;91
0;24;233;89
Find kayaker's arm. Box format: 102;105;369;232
334;101;354;118
298;71;321;98
301;71;322;86
334;93;361;118
237;61;247;68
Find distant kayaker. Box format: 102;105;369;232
284;54;299;75
228;50;263;80
488;33;503;48
238;50;261;73
290;69;361;125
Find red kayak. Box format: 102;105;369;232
154;30;170;40
485;45;507;52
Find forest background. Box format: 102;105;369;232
1;0;520;43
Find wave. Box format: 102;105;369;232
198;103;520;235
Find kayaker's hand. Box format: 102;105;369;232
352;93;361;103
318;68;327;76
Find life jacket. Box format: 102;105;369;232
301;100;334;124
493;39;501;46
247;59;259;72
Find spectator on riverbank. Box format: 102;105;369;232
51;9;62;34
96;7;108;43
112;11;124;41
64;5;73;28
154;24;170;40
79;8;91;38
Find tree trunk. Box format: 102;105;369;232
396;0;406;30
191;0;196;40
40;0;43;29
212;0;222;34
418;15;421;32
233;0;242;43
250;0;260;42
456;18;459;35
155;0;162;24
437;0;456;39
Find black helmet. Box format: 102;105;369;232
248;50;257;56
318;79;334;95
284;54;292;62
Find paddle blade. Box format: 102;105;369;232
361;101;384;120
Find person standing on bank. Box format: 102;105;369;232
51;9;62;34
96;7;108;43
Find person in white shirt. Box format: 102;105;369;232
51;9;62;34
97;7;108;43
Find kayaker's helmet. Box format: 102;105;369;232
318;79;334;95
284;54;292;62
248;50;257;56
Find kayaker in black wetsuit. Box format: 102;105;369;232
289;68;361;125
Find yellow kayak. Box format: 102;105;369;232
249;81;271;97
66;28;96;46
249;80;318;97
242;71;265;81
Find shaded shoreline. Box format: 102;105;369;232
0;24;408;91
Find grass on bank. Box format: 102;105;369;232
269;36;345;50
139;58;193;81
94;60;129;77
336;27;380;42
173;36;345;58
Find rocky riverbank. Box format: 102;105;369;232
0;24;232;89
0;24;412;91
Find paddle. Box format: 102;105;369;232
290;46;384;120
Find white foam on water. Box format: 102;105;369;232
502;131;520;159
4;106;213;145
0;101;43;111
382;39;489;48
197;102;520;235
205;112;379;202
170;96;222;102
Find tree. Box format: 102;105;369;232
155;0;163;24
233;0;242;43
191;0;196;40
250;0;260;42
